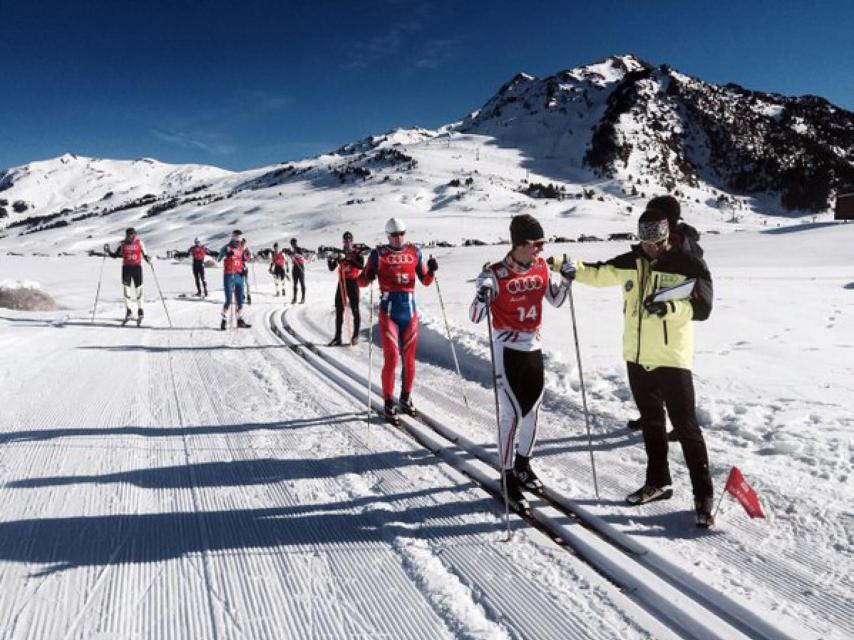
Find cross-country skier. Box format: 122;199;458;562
240;238;254;305
269;242;289;297
216;230;251;331
289;237;307;303
469;214;569;511
551;206;715;527
357;218;437;423
327;230;364;345
187;238;215;297
104;227;151;326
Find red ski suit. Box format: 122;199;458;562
358;243;434;400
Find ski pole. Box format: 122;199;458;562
432;264;471;413
366;282;374;426
567;277;599;499
91;253;107;323
484;301;512;540
148;260;173;328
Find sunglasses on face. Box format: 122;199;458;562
389;231;406;238
640;238;667;248
527;240;546;249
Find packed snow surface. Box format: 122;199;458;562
0;220;851;639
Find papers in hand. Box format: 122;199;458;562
651;278;696;303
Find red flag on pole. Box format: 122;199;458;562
724;466;765;519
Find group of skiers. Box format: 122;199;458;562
102;193;715;528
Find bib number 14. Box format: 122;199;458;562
517;306;538;322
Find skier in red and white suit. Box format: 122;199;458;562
358;217;437;421
469;214;569;504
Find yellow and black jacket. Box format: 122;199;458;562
564;244;712;371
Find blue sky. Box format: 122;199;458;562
1;0;852;171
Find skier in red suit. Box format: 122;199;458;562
358;218;437;422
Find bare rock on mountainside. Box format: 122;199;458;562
0;282;58;311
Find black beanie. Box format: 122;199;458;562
510;214;545;246
645;195;681;229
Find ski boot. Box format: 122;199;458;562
195;289;202;297
203;284;208;298
136;309;144;327
122;308;133;326
349;334;359;346
667;429;680;442
503;470;530;514
695;496;715;529
383;399;400;426
237;317;252;329
220;318;227;331
626;484;673;506
247;293;252;305
328;336;343;346
398;391;417;417
513;454;544;492
300;296;305;304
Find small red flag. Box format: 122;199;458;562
724;466;766;519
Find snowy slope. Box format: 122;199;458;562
0;221;851;638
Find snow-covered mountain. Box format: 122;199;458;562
1;55;851;253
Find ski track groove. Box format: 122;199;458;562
275;306;678;640
300;301;853;639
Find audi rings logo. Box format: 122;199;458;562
506;275;544;294
384;253;415;265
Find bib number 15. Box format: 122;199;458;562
516;306;538;322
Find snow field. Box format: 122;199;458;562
0;255;671;639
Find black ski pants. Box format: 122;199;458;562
292;266;305;302
626;362;713;501
121;264;143;288
334;278;360;340
192;261;207;293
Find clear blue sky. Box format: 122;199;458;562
1;0;852;171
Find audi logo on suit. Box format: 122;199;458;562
506;275;544;294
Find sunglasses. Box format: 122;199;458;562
527;240;546;249
640;238;667;248
389;231;406;238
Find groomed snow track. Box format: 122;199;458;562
270;306;809;640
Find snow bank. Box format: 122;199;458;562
0;280;58;311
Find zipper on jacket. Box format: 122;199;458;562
663;319;669;345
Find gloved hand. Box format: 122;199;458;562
559;255;576;283
643;296;668;317
144;255;152;264
226;247;235;257
475;270;496;303
427;256;438;273
103;243;110;253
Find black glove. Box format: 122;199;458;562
144;255;151;264
643;297;668;317
427;257;438;273
226;247;235;257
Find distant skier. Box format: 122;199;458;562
551;206;716;527
240;238;254;305
269;242;289;297
104;227;151;326
188;237;215;297
627;196;703;441
289;237;307;303
327;230;364;345
357;218;437;423
216;230;251;331
469;214;569;510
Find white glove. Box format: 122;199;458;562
475;270;497;303
559;256;577;284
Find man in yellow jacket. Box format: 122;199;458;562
553;204;715;528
